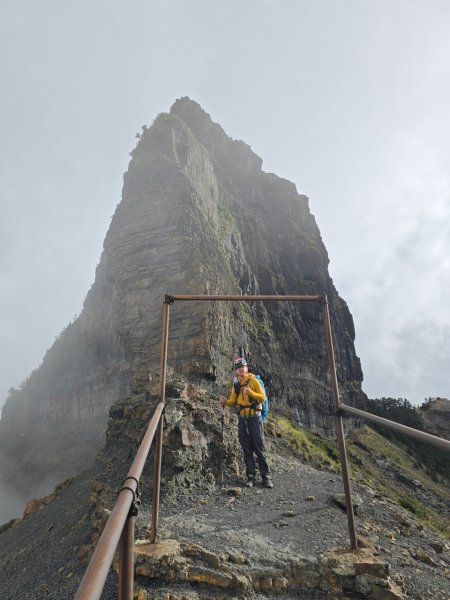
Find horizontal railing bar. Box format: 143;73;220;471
166;294;323;302
339;403;450;452
75;402;165;600
128;402;165;478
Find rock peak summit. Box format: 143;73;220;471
0;99;364;500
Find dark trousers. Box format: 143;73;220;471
238;415;270;479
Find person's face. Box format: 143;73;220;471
236;365;248;377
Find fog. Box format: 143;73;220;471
0;470;66;522
0;485;27;523
1;0;449;414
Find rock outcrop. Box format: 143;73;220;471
418;398;450;440
0;97;365;501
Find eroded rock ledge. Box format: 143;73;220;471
130;539;403;599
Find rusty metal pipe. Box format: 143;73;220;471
127;402;165;481
158;300;170;405
118;515;135;600
75;402;164;600
166;294;322;302
75;488;135;600
150;299;170;543
339;404;450;452
322;296;358;550
150;417;164;544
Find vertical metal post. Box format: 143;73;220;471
118;515;135;600
150;415;164;544
322;295;358;549
150;297;171;543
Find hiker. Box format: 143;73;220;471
220;357;273;488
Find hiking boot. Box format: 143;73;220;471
262;476;273;489
245;477;255;488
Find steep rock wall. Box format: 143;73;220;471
0;98;365;498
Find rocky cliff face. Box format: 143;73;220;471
418;398;450;440
0;97;365;500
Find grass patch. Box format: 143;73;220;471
397;495;429;520
396;494;448;535
349;426;448;498
347;426;449;536
270;416;340;471
217;201;239;238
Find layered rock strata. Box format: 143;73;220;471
0;97;364;500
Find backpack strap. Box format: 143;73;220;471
236;378;260;415
234;377;250;396
237;402;259;416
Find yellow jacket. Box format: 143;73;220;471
225;372;265;417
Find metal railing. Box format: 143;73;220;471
75;402;165;600
339;403;450;451
75;293;450;599
75;292;172;600
159;293;360;548
160;294;450;549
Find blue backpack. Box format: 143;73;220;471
254;374;269;423
233;373;269;423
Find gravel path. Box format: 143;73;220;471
154;457;351;557
134;453;449;600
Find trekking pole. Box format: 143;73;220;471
220;404;225;487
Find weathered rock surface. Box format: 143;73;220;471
0;98;365;501
418;398;450;441
130;540;403;599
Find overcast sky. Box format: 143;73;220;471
1;0;449;408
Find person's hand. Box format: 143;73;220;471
219;396;226;408
243;386;250;396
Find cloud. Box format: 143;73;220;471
344;136;450;402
